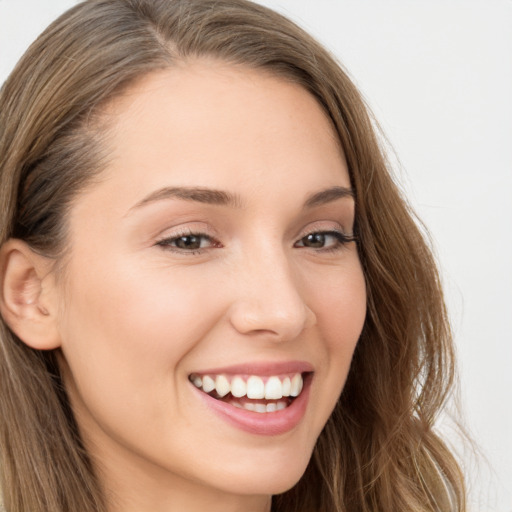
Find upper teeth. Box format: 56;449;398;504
190;373;304;400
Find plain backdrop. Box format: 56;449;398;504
1;1;511;511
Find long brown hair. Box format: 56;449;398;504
0;1;465;510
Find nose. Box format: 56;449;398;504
228;248;316;342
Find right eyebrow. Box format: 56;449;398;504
129;186;245;213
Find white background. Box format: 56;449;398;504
1;1;511;511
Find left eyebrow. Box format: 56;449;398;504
303;186;354;208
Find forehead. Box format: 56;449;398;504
77;61;349;216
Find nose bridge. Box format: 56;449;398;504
228;238;315;340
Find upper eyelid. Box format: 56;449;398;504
156;227;355;250
155;219;354;240
301;226;352;236
294;230;356;248
156;231;218;245
298;221;354;238
155;224;218;241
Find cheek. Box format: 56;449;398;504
64;258;218;350
57;256;224;413
56;258;227;453
308;260;367;349
305;260;366;411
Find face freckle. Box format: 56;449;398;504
56;61;367;508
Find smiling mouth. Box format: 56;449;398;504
189;373;307;413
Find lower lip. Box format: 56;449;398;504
192;376;312;436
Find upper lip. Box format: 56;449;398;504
190;360;314;376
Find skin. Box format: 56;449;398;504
50;61;367;511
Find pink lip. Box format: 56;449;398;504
190;370;313;436
191;360;314;377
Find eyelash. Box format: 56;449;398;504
294;230;356;253
155;229;356;256
155;230;219;255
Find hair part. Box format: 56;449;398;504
0;1;465;510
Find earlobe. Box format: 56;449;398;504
0;239;61;350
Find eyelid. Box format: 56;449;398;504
154;221;218;242
156;231;214;245
295;229;356;247
299;226;355;239
293;221;357;254
153;220;356;255
297;218;354;238
155;226;222;254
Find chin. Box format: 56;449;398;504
205;447;313;497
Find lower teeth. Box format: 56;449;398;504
229;400;288;413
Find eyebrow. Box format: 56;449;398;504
130;184;354;212
131;186;244;210
303;186;354;208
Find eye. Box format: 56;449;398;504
156;231;219;253
294;230;355;251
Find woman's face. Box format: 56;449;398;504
55;62;366;507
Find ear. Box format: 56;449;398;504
0;239;61;350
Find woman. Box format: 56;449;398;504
0;0;465;510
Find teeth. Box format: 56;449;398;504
282;377;291;397
276;401;287;411
190;372;305;401
215;375;230;397
246;376;265;399
230;376;247;398
290;373;303;397
229;400;290;413
202;375;215;393
264;376;283;399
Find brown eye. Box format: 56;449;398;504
174;235;203;250
295;231;355;251
157;232;218;253
302;233;327;248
